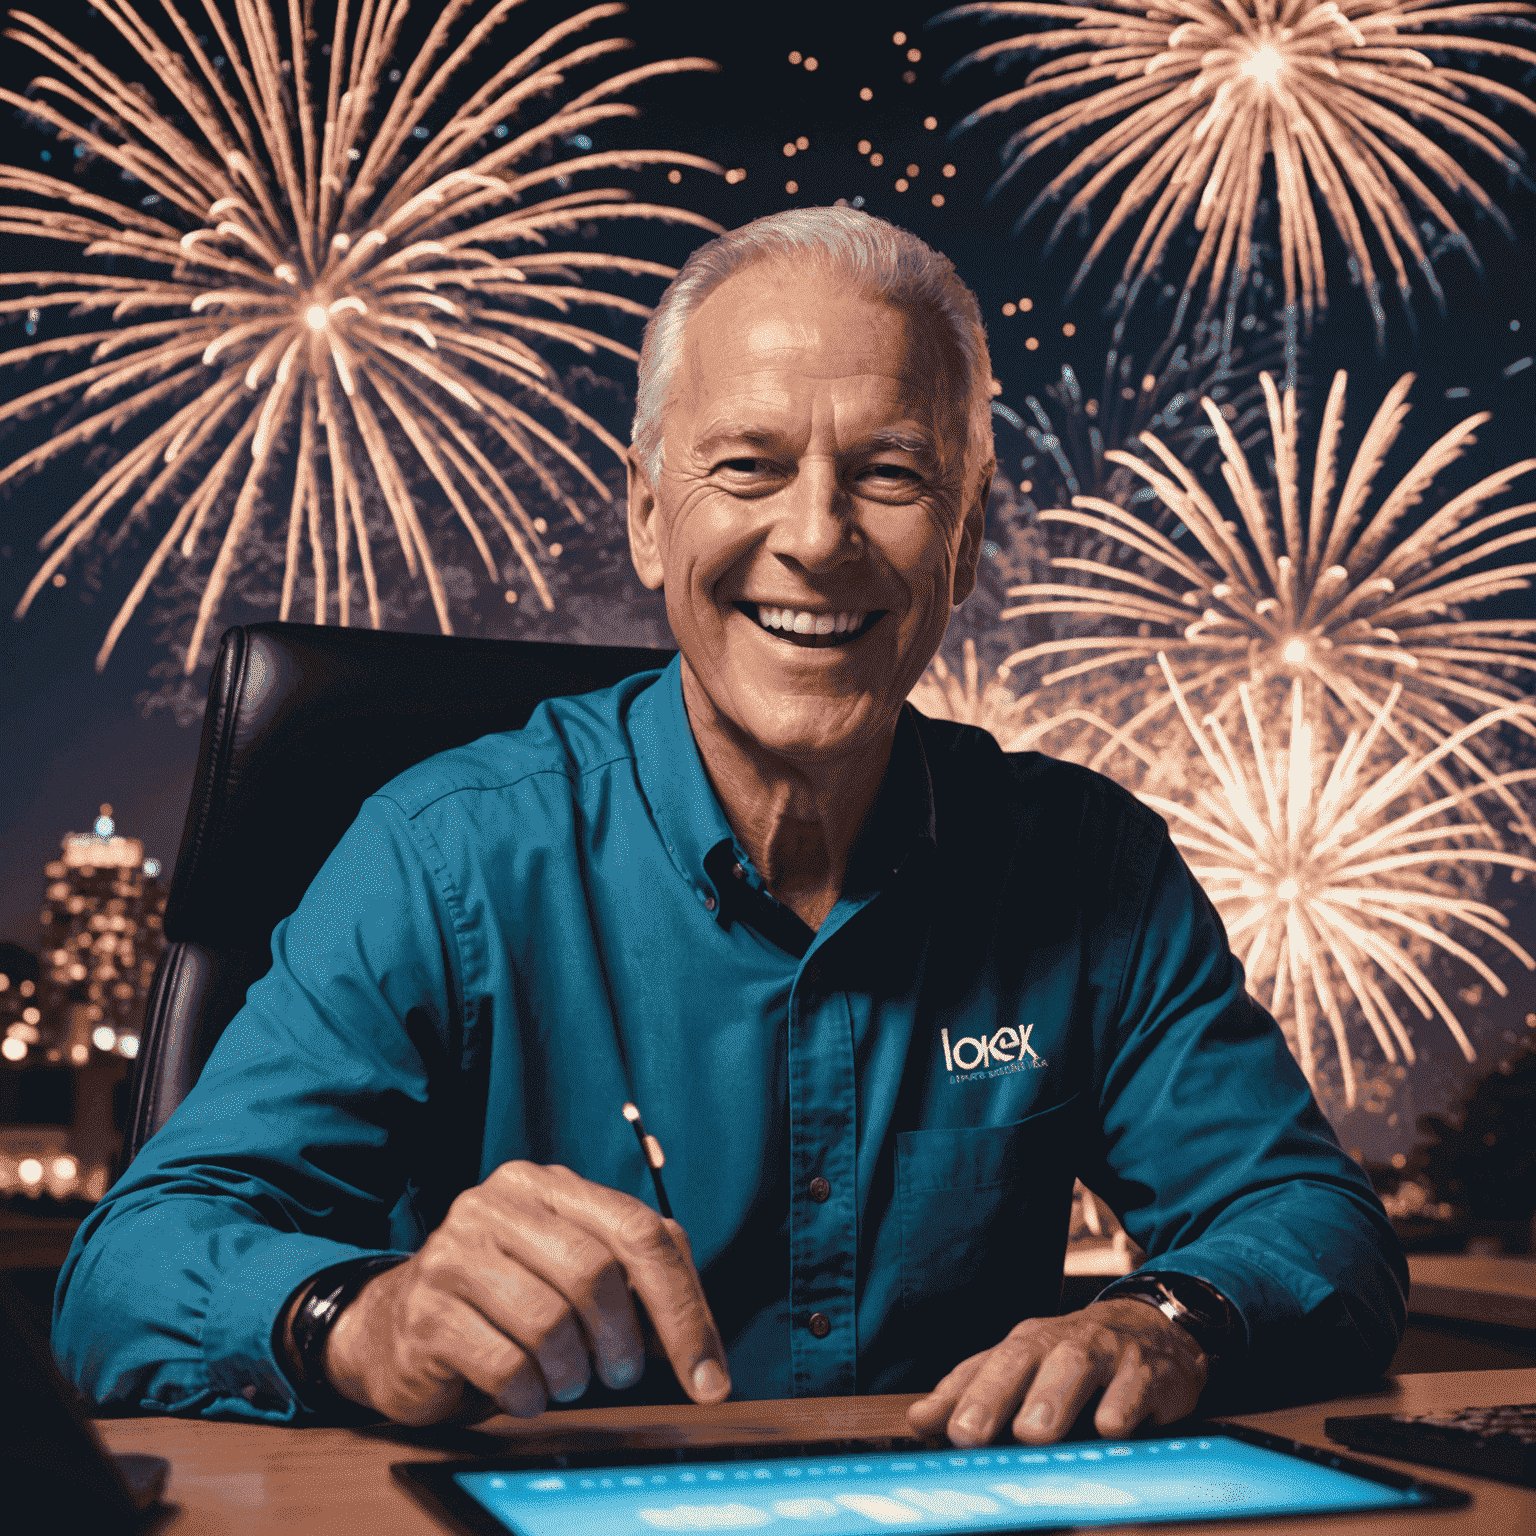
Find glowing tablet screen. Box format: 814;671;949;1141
453;1434;1433;1535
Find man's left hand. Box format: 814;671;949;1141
907;1297;1210;1447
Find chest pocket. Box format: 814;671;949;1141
896;1095;1079;1372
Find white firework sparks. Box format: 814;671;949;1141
1001;370;1536;830
938;0;1536;337
1143;656;1536;1107
0;0;721;669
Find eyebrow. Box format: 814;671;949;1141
693;422;944;466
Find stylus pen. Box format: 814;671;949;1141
622;1102;673;1219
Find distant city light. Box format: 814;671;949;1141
143;858;161;877
94;815;114;837
119;1033;140;1059
70;1043;89;1064
18;1158;43;1184
92;1026;117;1052
52;1155;77;1182
2;1037;26;1061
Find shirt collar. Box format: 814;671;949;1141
630;654;938;928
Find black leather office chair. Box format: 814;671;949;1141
122;621;676;1167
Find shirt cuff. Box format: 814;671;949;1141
202;1234;413;1418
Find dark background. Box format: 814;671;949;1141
3;0;1534;1166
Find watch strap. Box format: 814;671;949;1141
281;1254;407;1415
1095;1272;1241;1364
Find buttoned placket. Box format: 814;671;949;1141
786;942;859;1396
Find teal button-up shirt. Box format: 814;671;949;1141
54;655;1406;1419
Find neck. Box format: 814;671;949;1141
680;662;895;931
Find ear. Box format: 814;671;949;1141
626;451;666;592
950;465;992;607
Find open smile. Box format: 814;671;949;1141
734;602;888;650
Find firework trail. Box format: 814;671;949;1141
1001;370;1536;831
935;0;1536;341
1142;656;1536;1107
1;0;721;669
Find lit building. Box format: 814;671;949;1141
0;806;167;1202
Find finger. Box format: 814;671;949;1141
907;1353;990;1433
1094;1346;1157;1440
504;1166;729;1403
943;1332;1051;1447
470;1193;647;1393
1013;1339;1114;1445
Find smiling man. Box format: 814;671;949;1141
55;209;1406;1446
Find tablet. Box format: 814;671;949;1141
393;1423;1469;1536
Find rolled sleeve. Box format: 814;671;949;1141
53;796;464;1419
1087;832;1408;1395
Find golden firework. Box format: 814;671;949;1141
1001;370;1536;830
938;0;1536;337
1;0;721;669
1143;656;1536;1107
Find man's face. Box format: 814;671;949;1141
627;262;988;767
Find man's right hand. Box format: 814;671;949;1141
315;1161;731;1425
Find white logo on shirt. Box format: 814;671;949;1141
942;1022;1046;1082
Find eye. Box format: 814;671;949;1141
717;457;767;474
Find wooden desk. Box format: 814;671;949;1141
1406;1255;1536;1332
98;1369;1535;1536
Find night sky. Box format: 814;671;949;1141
3;0;1534;1161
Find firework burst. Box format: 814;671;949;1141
937;0;1536;339
1144;657;1536;1106
1;0;721;670
1001;370;1536;830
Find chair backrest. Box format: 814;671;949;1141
123;622;676;1166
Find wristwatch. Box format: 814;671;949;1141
1095;1272;1241;1367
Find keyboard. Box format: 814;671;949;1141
1325;1402;1536;1488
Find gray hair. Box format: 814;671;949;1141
631;206;995;498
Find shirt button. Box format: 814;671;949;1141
807;1312;831;1339
703;894;717;911
808;1176;831;1203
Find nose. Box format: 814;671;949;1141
769;456;861;574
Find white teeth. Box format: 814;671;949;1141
753;605;870;637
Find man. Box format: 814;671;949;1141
54;208;1406;1446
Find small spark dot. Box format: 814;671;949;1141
906;48;921;62
52;572;66;587
783;143;796;157
1390;1152;1407;1170
1277;877;1299;901
942;163;956;178
906;163;920;177
1020;480;1032;494
1283;637;1308;666
1511;319;1521;332
667;169;681;183
788;50;802;64
902;69;916;83
532;517;548;534
796;136;809;150
869;152;884;167
1025;336;1039;351
504;589;518;603
1241;43;1285;87
892;31;906;44
1018;297;1033;312
547;543;563;558
930;193;944;207
859;87;873;101
1002;302;1017;316
894;177;909;192
786;180;799;194
923;116;937;130
306;304;328;329
857;139;871;155
726;168;746;184
1062;322;1076;337
804;57;817;71
1122;386;1136;400
1141;373;1157;392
